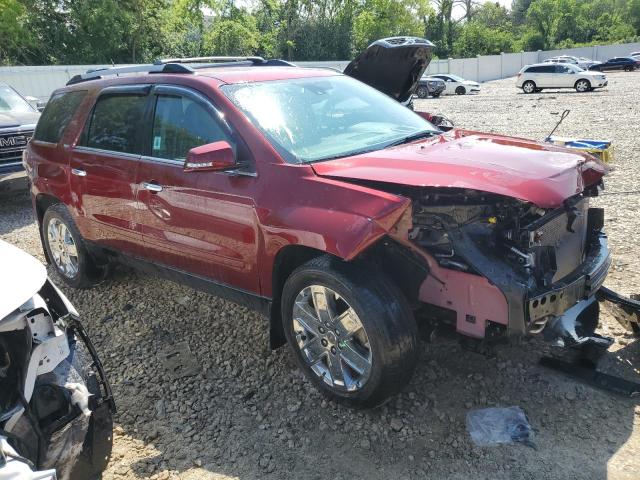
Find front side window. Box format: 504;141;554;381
33;90;86;143
151;95;230;161
222;75;438;164
85;94;147;154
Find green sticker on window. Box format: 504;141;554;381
153;136;162;150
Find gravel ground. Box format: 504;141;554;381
1;72;639;480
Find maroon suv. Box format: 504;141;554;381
25;52;611;407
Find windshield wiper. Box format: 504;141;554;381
386;130;439;147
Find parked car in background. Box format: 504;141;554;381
544;56;579;66
589;57;639;71
25;51;612;407
0;83;40;194
0;240;114;479
425;74;480;95
630;51;640;57
517;63;607;93
415;76;445;98
577;57;602;69
544;55;600;70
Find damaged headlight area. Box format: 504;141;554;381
402;186;611;343
1;280;114;480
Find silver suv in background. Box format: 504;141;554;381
516;63;607;93
0;83;40;194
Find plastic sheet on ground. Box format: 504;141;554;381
466;406;536;448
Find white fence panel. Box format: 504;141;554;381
478;55;501;82
502;52;523;76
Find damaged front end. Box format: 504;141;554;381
394;185;611;348
1;261;114;479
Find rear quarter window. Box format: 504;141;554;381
33;90;86;143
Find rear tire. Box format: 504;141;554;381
281;256;419;408
416;85;429;99
575;79;591;92
42;204;106;288
455;86;466;95
522;81;536;94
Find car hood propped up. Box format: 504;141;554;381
312;130;608;208
344;37;434;103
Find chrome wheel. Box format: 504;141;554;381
522;81;535;94
47;218;79;278
292;285;372;391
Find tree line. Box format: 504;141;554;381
1;0;640;66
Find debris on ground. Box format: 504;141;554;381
466;407;536;448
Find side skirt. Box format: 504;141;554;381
96;246;272;317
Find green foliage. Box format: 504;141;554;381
453;23;515;57
1;0;640;65
352;0;431;51
0;0;33;64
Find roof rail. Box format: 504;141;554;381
65;57;297;86
66;63;193;86
159;56;266;64
158;56;296;68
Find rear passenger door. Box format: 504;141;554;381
69;85;149;255
135;85;261;292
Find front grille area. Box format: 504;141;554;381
534;199;588;282
0;130;33;168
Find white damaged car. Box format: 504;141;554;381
0;240;114;480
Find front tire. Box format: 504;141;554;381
455;86;466;95
42;204;106;288
575;79;591;92
415;85;429;99
281;256;419;408
522;81;536;94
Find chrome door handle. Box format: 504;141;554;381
142;182;163;193
71;168;87;177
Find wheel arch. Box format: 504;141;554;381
268;244;334;348
267;236;428;349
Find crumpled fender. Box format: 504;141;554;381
259;175;410;297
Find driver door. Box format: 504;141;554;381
135;85;261;293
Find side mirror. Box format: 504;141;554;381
25;96;46;112
184;141;237;172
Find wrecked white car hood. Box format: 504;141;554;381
0;240;46;319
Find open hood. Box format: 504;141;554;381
311;130;608;208
0;240;46;319
344;37;434;103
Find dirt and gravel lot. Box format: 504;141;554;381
1;72;639;480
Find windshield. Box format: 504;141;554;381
446;74;465;82
222;75;438;164
0;85;34;113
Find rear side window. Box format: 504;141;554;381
33;90;86;143
85;94;147;154
151;95;230;161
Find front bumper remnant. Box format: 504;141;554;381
597;286;640;336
